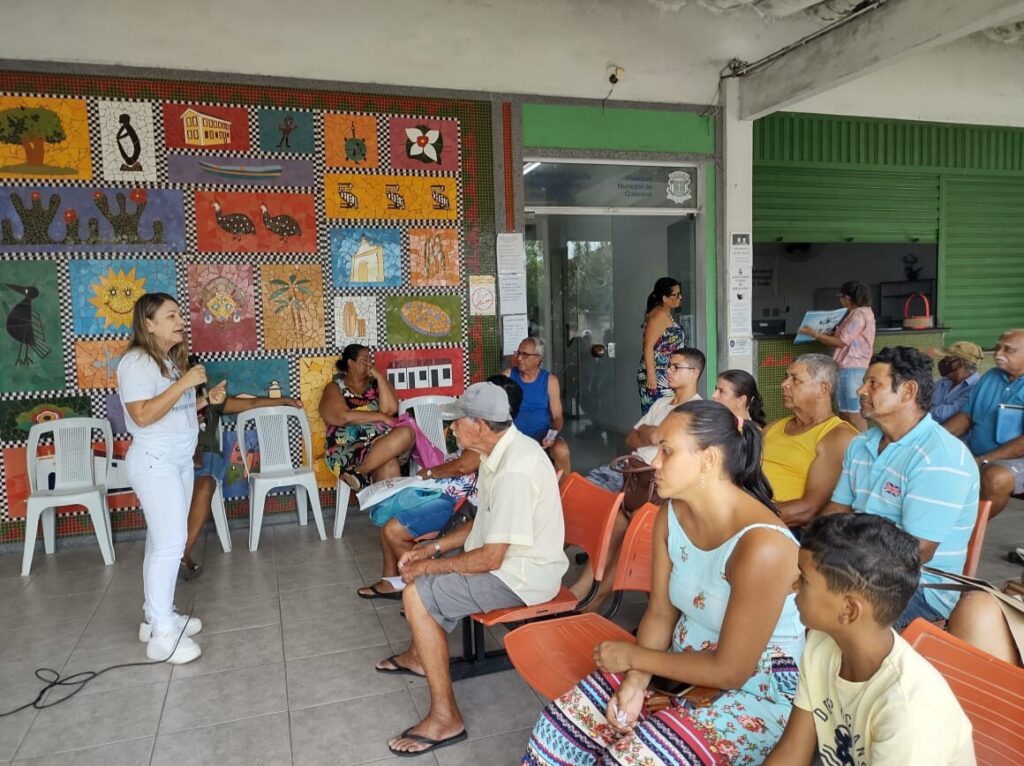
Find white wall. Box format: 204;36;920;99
792;36;1024;128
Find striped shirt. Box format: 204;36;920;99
831;414;979;617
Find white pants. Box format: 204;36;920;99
126;442;194;636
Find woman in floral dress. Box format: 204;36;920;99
524;400;804;765
637;277;686;415
319;344;413;490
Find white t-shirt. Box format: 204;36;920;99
795;629;975;766
117;349;198;453
465;425;568;605
632;393;701;464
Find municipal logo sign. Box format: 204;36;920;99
666;170;693;205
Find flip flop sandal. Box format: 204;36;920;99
357;583;403;601
389;729;467;757
178;560;203;581
375;654;426;678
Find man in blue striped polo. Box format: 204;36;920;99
823;346;980;628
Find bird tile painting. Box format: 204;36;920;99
193;191;317;253
0;261;64;393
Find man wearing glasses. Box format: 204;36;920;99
506;337;572;477
930;341;983;426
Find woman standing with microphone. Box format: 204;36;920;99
118;293;225;664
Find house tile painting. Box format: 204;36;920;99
0;69;495;542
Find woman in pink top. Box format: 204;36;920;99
799;281;875;431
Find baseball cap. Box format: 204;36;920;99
440;382;511;422
942;341;984;365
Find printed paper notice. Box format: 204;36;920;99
496;232;526;273
502;314;529;354
469;275;496;316
728;294;752;329
728;336;752;356
730;232;752;269
498;272;527;315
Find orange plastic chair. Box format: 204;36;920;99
902;618;1024;765
504;502;660;700
449;473;624;679
963;500;992;578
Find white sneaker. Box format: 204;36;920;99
138;613;202;642
146;630;202;664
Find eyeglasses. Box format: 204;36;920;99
516;351;541;358
668;364;698;371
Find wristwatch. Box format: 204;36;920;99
432;542;442;558
425;468;433;478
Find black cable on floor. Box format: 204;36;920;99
0;537;206;717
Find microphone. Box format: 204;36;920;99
187;354;206;395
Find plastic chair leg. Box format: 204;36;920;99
249;482;268;552
210;481;232;553
86;497;115;566
302;479;327;540
295;485;308;526
41;505;56;555
332;478;352;539
21;502;45;576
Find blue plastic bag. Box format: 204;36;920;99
369;487;449;527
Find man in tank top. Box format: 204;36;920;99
504;336;571;477
763;354;857;531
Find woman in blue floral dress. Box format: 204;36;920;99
525;400;804;766
637;277;686;415
320;344;413;490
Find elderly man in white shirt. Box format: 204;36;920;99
375;382;568;758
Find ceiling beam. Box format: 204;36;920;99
738;0;1024;120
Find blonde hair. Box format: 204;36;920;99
124;293;189;379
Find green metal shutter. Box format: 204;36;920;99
753;166;940;244
941;176;1024;347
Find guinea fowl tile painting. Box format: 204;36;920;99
193;191;317;253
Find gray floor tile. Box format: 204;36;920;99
73;614;146;655
150;711;291;766
0;623;83;666
277;557;365;592
194;596;282;635
285;644;414;710
409;671;543;740
159;662;287;733
59;642;172;698
2;592;103;632
15;681;165;759
279;583;375;624
171;623;284;679
282;608;389;660
290;690;422;766
11;736;153;766
0;706;37;763
433;727;531;766
20;567;115;597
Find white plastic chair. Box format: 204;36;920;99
22;417;115;576
207;421;231;553
332;395;457;539
236;406;326;551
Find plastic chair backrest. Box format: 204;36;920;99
902;617;1024;765
611;502;659;593
236;406;312;476
27;417;112;493
398;395;456;456
559;472;623;583
964;500;992;578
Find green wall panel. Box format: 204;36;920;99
755;112;1024;173
522;104;715;154
753;166;940;243
940;176;1024;347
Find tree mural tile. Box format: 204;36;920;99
329;226;402;288
97;100;158;183
260;263;325;350
0;187;186;253
0;261;64;393
407;227;460;287
0;96;92;179
187;263;258;353
69;258;177;336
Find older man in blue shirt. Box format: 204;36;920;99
824;346;979;628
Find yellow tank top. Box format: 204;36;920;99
762;415;855;502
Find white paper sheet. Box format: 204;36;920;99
469;275;496;316
502;314;529;354
496;232;526;273
498;272;527;315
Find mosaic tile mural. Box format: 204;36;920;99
0;70;496;542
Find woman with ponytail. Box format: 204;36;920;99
712;369;767;427
525;400;804;766
637;276;685;415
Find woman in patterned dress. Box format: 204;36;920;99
637;277;686;415
319;344;413;490
524;400;804;766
